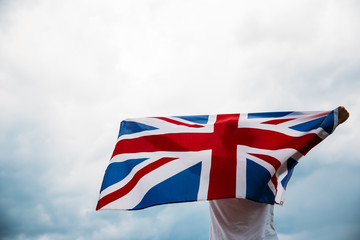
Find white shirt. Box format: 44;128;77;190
209;198;278;240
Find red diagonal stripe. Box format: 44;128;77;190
311;111;331;119
271;175;278;195
262;118;296;125
298;134;322;155
153;117;204;128
248;153;281;170
96;157;178;210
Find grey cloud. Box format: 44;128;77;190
275;162;360;239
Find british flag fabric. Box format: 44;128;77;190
96;108;339;210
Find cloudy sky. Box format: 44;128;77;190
1;0;359;239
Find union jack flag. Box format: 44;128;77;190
96;108;339;210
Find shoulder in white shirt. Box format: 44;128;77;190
209;198;278;240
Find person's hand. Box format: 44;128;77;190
338;106;349;125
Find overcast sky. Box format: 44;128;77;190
1;0;359;239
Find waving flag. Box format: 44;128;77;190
97;108;339;210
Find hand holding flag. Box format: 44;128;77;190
338;106;349;124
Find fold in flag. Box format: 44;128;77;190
97;108;339;210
